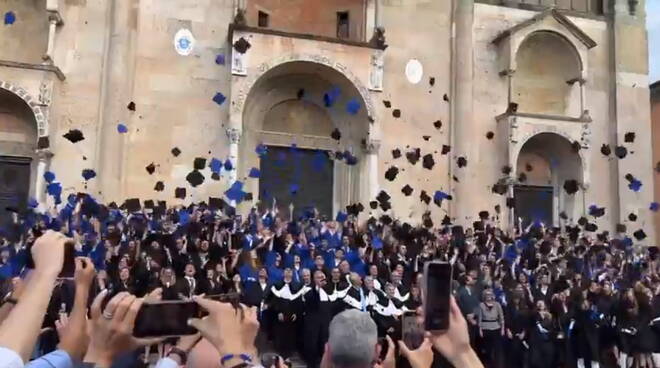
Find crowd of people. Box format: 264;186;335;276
0;195;659;368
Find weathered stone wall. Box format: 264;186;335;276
0;0;48;63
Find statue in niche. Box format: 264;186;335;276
369;52;384;91
369;26;388;50
38;82;52;106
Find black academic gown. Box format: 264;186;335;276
301;285;333;368
270;281;303;359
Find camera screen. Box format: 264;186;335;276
424;262;452;331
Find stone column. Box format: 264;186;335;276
34;149;53;205
450;0;476;225
612;0;655;244
363;138;381;203
95;0;135;202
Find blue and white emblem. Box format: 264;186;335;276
174;28;195;56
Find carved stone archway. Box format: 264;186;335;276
0;80;49;144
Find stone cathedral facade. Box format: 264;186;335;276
0;0;656;243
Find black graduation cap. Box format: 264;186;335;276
615;146;627;159
624;132;635;143
175;187;186;199
492;180;508;195
486;131;494;140
423;216;433;229
577;217;588;226
429;77;435;86
123;198;141;213
209;197;223;210
401;185;413;196
422;135;431;141
383;100;391;108
380;215;393;225
384;166;399;181
419;190;431;205
369;201;378;210
144;200;155;209
108;202;118;209
628;213;637;221
442;215;452;226
331;128;341;141
406;148;421;165
63;129;84;143
233;37;251;53
127;101;136;111
146;163;156;175
616;223;627;233
154;201;167;217
244;192;253;201
563;180;579;195
585;223;598;232
571;141;581;153
443;94;449;102
441;145;451;155
456;157;467;168
518;173;527;183
506;197;515;208
502;166;512;175
559;211;568;220
597;231;609;242
376;191;392;211
171;147;181;157
633;229;647;241
392;109;401;118
589;206;605;218
433;120;442;129
154;181;165;192
211;172;220;181
494;204;501;214
600;144;611;156
479;211;489;219
186;170;205;187
194;158;207;170
392;149;401;159
422;154;435;170
346;203;364;216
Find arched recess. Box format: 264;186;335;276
239;61;373;218
512;31;583;117
513;132;584;226
0;87;45;226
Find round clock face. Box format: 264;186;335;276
405;59;424;85
174;29;196;56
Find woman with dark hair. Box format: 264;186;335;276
505;293;530;368
529;300;557;368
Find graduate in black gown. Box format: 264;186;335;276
301;270;334;368
270;268;303;359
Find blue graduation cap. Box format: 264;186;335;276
47;182;62;204
178;209;190;225
215;54;225;65
323;86;341;107
434;191;450;201
82;169;97;181
117;123;128;133
225;181;247;202
255;143;268;157
248;167;260;178
44;171;55;183
336;211;348;223
651;202;660;212
209;158;222;173
27;198;38;209
346;98;361;115
4;11;16;25
628;179;642;192
213;92;226;106
223;159;233;171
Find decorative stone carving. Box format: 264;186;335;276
38;81;52;106
233;7;247;26
581;123;592;148
363;139;381;154
369;50;384;91
226;128;241;144
628;0;639;15
231;44;248;76
0;80;49;140
231;53;376;119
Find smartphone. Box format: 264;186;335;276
402;311;424;350
133;301;201;338
423;261;452;331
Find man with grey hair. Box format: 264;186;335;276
323;309;379;368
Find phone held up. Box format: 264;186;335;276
401;310;425;350
423;261;453;331
133;300;201;338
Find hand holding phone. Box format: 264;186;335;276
133;301;201;338
423;261;452;331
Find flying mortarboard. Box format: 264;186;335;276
123;198;141;213
63;129;85;143
175;187;186;199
